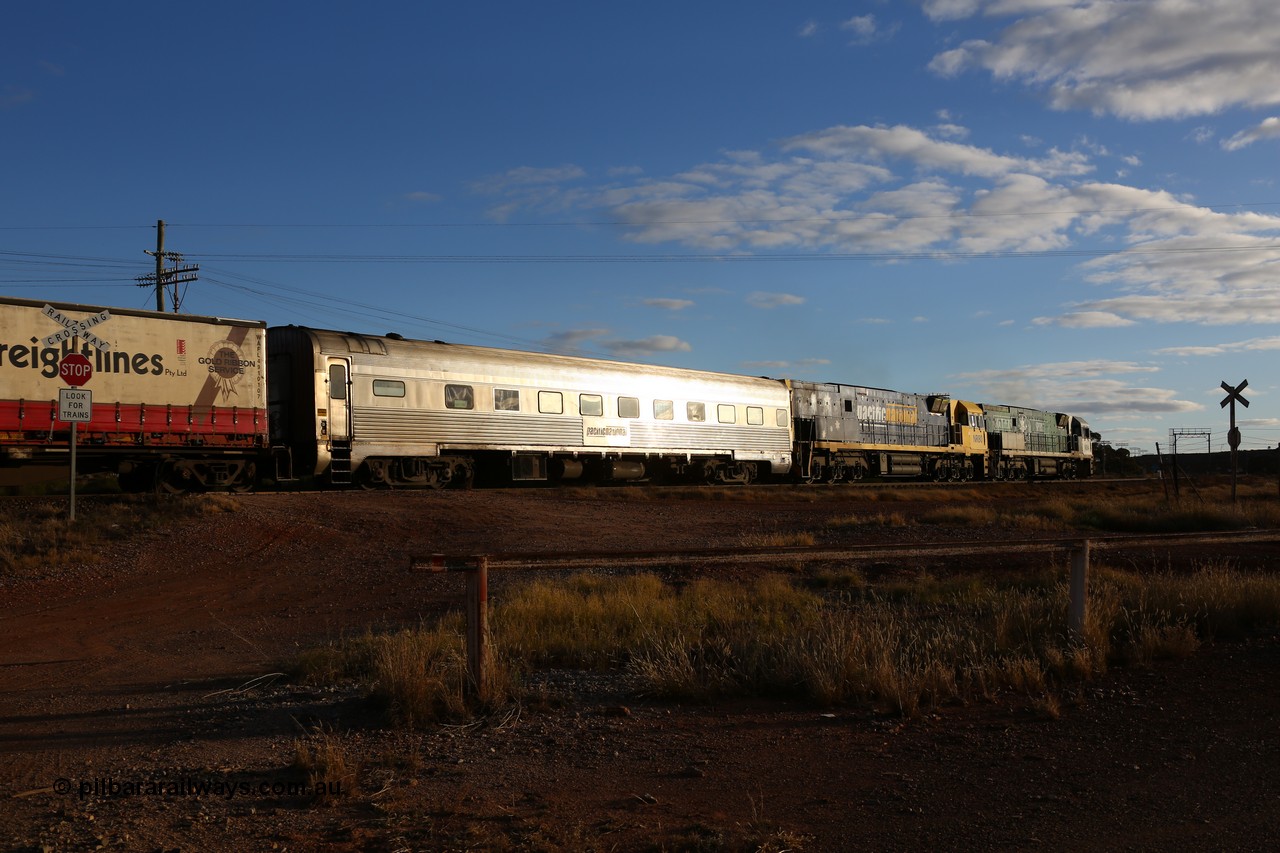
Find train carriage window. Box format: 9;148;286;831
654;399;674;420
618;396;640;419
717;404;736;424
373;379;405;398
747;406;763;426
687;402;705;422
538;390;563;415
444;384;474;410
844;400;853;413
494;389;520;411
580;394;603;417
776;408;788;428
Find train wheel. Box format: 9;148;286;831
156;459;194;495
230;462;257;494
354;464;380;490
453;463;475;490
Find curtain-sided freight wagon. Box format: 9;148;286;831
0;297;267;491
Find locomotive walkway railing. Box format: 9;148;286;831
411;529;1280;701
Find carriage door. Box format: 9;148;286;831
325;357;352;443
324;357;353;483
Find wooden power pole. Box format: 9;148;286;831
138;219;199;312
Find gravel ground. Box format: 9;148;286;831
1;483;1277;851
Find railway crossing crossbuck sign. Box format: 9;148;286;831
1220;379;1249;501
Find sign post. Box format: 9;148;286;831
43;305;112;522
1220;380;1249;504
58;387;92;520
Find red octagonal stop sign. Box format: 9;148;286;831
59;353;93;387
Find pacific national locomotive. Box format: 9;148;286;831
0;296;1092;491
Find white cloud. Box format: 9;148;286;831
1222;117;1280;151
843;15;875;36
472;164;588;221
483;123;1280;329
955;360;1201;415
642;298;694;311
473;165;585;194
933;123;970;140
927;1;1280;120
747;291;806;309
1034;311;1135;328
542;328;691;358
798;20;819;38
834;14;896;44
783;124;1091;179
543;328;611;354
0;85;35;109
403;191;442;204
603;335;692;357
1155;335;1280;357
1188;127;1216;145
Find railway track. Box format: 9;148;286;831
413;529;1280;573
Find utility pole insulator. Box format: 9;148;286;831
137;219;199;312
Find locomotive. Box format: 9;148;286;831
0;296;1092;491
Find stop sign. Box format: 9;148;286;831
59;353;93;387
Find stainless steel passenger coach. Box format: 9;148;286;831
268;327;794;487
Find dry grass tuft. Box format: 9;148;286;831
0;494;242;578
297;557;1280;727
293;727;359;802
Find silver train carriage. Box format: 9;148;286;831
268;327;794;487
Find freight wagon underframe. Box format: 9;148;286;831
0;400;266;492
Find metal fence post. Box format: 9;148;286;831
465;556;490;703
419;554;491;703
1069;540;1090;644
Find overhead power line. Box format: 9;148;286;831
183;243;1280;264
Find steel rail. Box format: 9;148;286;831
411;529;1280;573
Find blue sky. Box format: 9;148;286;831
4;1;1279;456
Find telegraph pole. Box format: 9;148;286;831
138;219;200;312
153;219;165;311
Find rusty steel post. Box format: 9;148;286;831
465;556;490;702
420;554;491;703
1069;540;1090;645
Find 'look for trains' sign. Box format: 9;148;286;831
58;388;92;422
